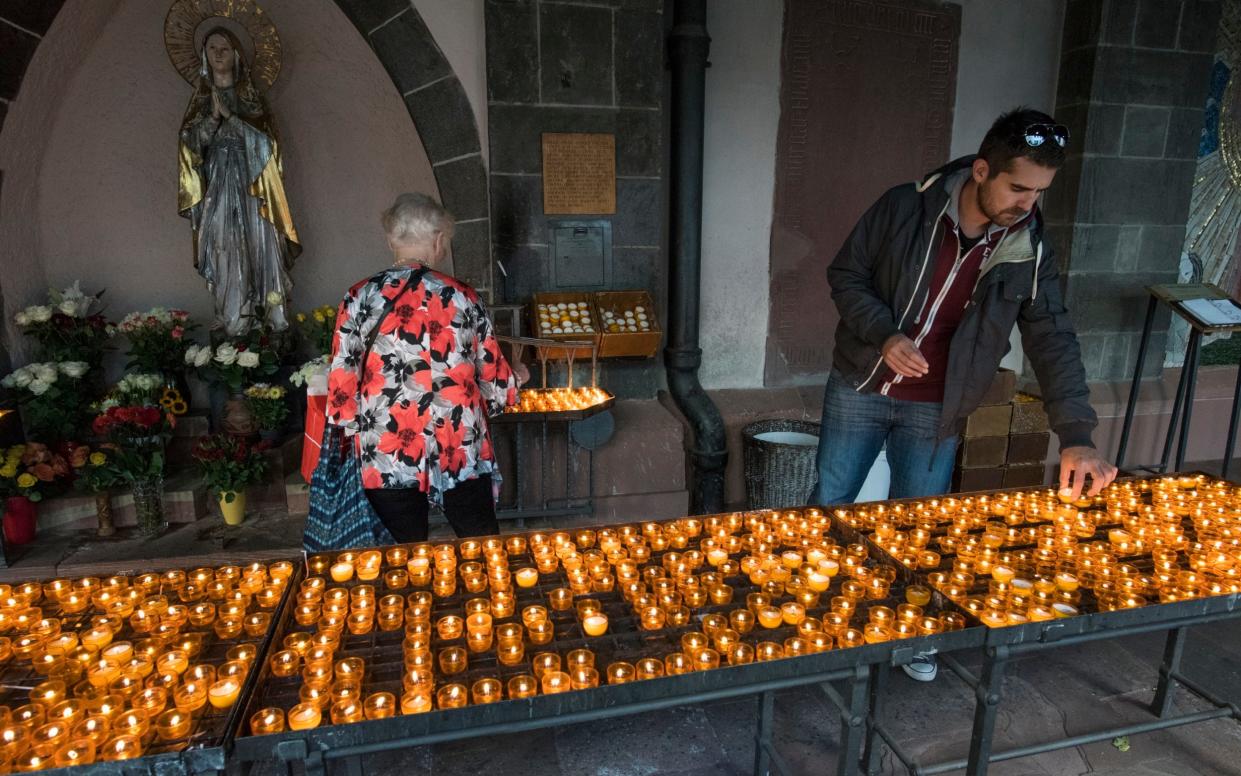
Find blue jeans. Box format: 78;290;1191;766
813;373;959;505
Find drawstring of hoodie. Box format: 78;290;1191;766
1032;239;1042;301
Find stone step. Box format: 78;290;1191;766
38;470;210;532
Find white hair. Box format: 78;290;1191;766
381;193;454;245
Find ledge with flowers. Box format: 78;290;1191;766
0;284;336;551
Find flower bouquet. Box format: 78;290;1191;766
72;446;124;536
185;342;279;393
294;304;337;356
192;433;270;525
92;405;174;536
1;361;92;442
118;308;194;374
244;383;289;437
0;443;75;545
13;282;113;366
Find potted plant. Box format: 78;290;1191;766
0;443;72;545
185;341;279;434
12;282;113;367
192;433;270;526
1;361;92;443
244;383;289;442
74;446;124;537
91;405;173;536
118;308;195;404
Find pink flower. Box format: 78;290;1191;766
171;327;184;339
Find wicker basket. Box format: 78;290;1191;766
742;418;821;510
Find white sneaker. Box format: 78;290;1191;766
901;652;938;682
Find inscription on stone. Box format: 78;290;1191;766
766;0;959;385
542;132;617;215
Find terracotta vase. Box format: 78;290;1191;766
95;492;115;537
3;496;37;545
222;393;257;436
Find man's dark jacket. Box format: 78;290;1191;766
827;155;1097;450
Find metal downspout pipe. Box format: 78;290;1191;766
666;0;727;514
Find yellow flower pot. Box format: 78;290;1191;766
218;491;246;526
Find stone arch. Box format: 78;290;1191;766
0;0;492;296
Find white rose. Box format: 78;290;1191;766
29;306;51;323
10;369;33;388
32;364;57;384
58;299;78;317
13;312;29;327
27;379;50;396
194;347;212;367
214;344;238;366
58;362;88;378
184;344;200;365
237;351;260;368
266;291;284;307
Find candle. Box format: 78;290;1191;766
287;702;322;730
516;568;539;588
400;692;433;715
547;588;574;612
438;647;468;675
541;671;571;694
583;614;609;637
607;662;636;684
250;707;285;735
208;678;241;709
155;709;192;740
436;684;469;709
636;657;666;679
330;562;354;583
471;679;503;705
507;674;538;699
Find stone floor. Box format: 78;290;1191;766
5;514;1241;775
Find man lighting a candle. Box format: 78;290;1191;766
813;108;1117;680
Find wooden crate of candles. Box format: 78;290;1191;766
833;473;1241;632
236;513;968;738
0;560;297;771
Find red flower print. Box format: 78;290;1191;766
361;352;386;397
423;293;457;354
327;369;358;422
361;465;382;489
436;421;468;475
377;402;429;463
438;362;479;407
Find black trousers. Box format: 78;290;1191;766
364;476;498;543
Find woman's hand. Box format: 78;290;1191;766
513;361;530;388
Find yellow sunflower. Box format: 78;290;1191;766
170;400;188;415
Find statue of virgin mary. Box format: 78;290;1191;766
176;23;300;335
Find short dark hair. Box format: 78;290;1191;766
977;108;1066;177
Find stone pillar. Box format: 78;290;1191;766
1045;0;1221;382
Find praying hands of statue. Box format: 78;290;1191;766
211;88;231;122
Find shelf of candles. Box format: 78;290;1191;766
493;387;615;423
237;512;972;738
0;560;296;771
833;473;1241;633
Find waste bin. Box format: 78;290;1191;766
742;418;821;509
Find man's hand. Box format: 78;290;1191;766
881;334;929;378
1058;446;1118;500
513;361;530;388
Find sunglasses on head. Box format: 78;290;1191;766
1023;123;1070;148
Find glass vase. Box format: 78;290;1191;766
131;475;166;537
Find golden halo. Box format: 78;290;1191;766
164;0;282;91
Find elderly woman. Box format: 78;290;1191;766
326;193;527;541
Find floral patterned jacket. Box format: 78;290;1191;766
326;266;517;504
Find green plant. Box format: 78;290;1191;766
244;383;289;431
90;406;172;482
0;362;92;443
192;433;271;501
294;304;337;356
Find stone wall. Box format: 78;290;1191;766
1047;0;1221;382
485;0;666;398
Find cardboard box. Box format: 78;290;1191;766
1008;432;1051;464
1011;392;1050;434
964;404;1013;438
978;368;1017;407
960;435;1009;468
954;466;1005;492
1003;463;1047;488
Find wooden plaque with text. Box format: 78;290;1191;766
542;133;617;215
